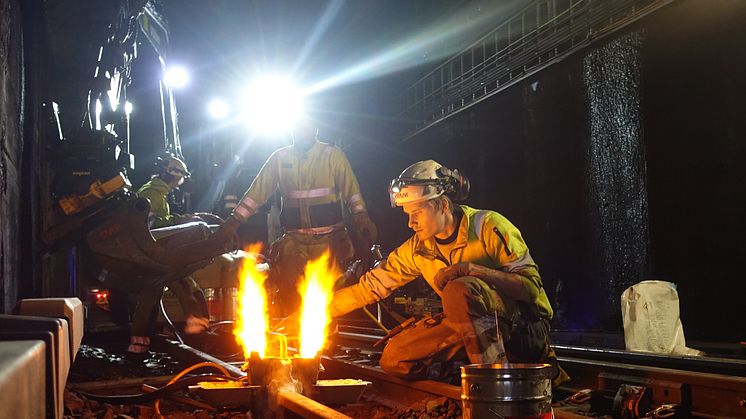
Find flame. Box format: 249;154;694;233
233;244;269;359
298;249;340;358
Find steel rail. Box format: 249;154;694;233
321;356;594;419
153;338;354;418
559;355;746;417
331;330;746;417
155;334;746;417
554;344;746;376
321;356;461;408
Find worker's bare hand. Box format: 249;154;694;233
434;262;472;291
352;212;378;244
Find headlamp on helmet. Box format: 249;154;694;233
158;155;191;186
389;160;470;207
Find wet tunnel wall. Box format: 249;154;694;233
381;0;746;342
0;0;23;313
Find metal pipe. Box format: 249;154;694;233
361;307;389;334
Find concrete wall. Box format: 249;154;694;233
0;0;23;313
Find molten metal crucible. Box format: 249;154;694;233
246;351;321;396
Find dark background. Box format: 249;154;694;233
1;0;745;345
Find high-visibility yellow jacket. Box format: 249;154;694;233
233;141;367;234
137;177;177;228
332;205;553;319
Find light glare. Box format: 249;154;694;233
242;76;305;136
164;66;189;88
208;99;230;119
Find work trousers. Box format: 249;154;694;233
131;276;205;336
379;276;554;380
269;228;354;317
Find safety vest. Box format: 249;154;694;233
233;141;366;234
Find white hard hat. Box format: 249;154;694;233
163;155;190;178
389;160;469;207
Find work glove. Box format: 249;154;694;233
209;216;241;252
433;262;472;291
351;211;377;244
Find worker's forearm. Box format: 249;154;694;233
329;284;379;318
469;264;532;303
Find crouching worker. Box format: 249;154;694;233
328;160;567;385
128;155;214;356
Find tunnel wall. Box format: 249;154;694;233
0;0;24;313
359;0;746;342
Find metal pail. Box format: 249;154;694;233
204;288;222;321
222;287;237;321
461;363;553;419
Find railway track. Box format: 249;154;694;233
133;332;746;418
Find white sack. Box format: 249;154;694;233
621;280;702;356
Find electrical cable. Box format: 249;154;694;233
159;294;184;344
78;373;231;404
154;361;233;417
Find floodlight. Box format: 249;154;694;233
164;66;189;88
242;76;305;136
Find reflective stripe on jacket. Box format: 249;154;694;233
334;205;553;319
233;141;366;230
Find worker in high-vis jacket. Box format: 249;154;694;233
128;155;212;355
325;160;567;384
215;118;377;315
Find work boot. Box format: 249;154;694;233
126;335;151;364
184;315;209;334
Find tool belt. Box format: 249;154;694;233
280;201;343;230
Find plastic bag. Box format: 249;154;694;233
620;280;702;356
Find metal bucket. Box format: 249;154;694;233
222;287;237;320
461;363;553;419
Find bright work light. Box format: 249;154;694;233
164;66;189;88
242;76;305;136
208;99;230;119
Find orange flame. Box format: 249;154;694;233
233;244;269;359
298;249;340;358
